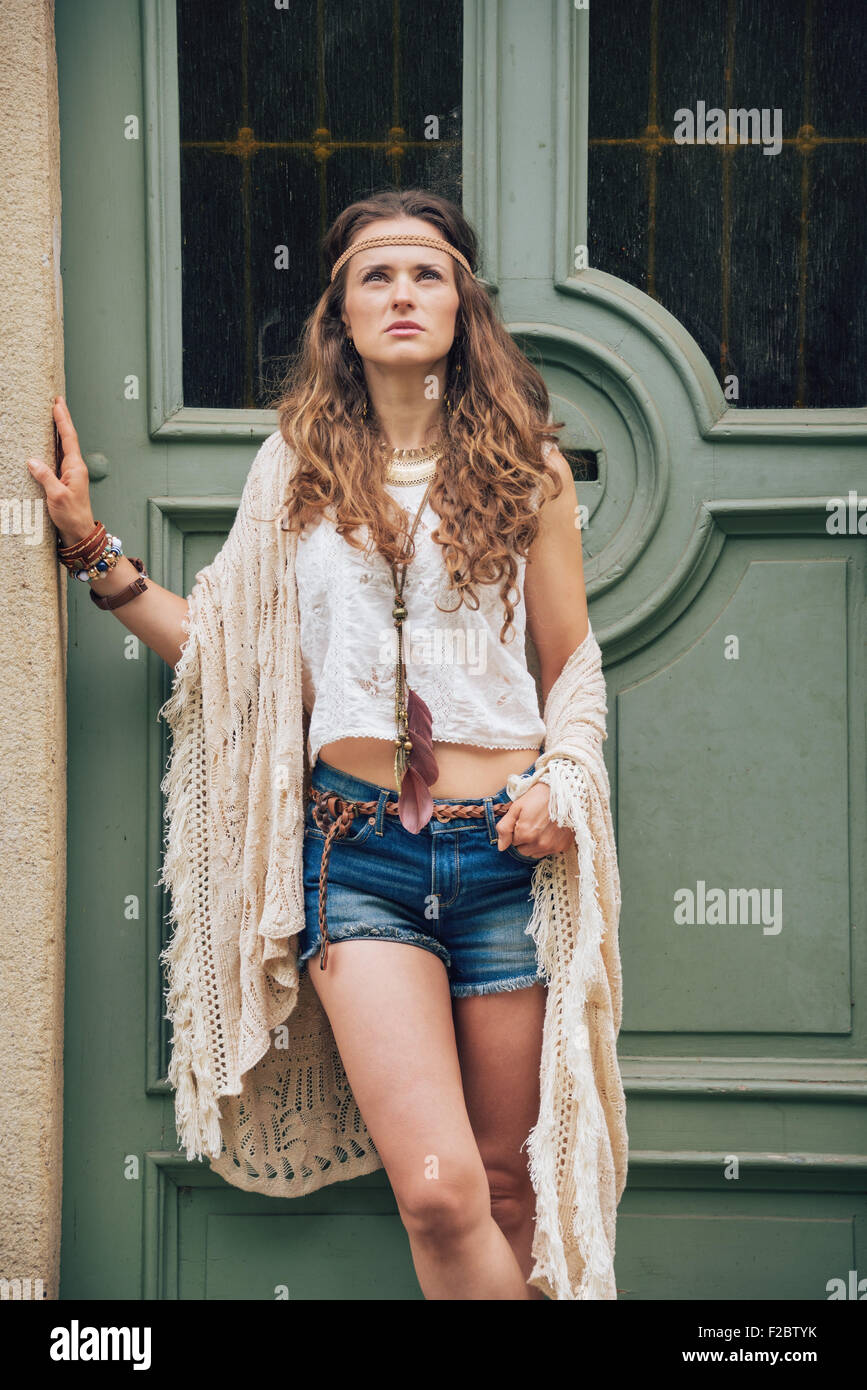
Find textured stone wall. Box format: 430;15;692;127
0;0;66;1302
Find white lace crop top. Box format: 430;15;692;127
295;477;547;768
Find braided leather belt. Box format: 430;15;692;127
308;785;512;971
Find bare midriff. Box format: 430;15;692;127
316;736;542;798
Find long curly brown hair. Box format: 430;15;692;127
268;189;564;643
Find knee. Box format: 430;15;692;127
397;1165;491;1245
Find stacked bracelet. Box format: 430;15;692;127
89;555;149;610
57;520;150;611
73;536;123;582
57;519;115;577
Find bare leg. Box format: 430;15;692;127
452;982;548;1299
306;939;533;1299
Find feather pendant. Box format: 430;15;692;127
396;687;439;832
406;686;438;783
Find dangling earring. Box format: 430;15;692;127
346;330;368;416
445;342;464;415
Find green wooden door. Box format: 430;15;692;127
58;0;866;1300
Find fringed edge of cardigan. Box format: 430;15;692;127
516;760;615;1301
154;596;225;1164
505;625;621;1301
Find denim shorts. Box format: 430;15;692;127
298;756;548;998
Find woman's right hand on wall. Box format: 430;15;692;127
27;397;96;546
26;395;191;670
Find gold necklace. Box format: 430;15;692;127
379;426;444;484
386;442;437;460
384;447;443;485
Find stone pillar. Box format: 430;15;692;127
0;0;66;1302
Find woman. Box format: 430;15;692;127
28;190;625;1301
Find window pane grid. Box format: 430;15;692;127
588;0;867;408
177;0;462;409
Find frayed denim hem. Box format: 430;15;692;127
449;972;546;999
297;922;451;971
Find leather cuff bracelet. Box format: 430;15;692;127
89;556;149;610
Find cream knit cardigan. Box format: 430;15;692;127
157;429;628;1300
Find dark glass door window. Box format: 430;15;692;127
588;0;867;408
177;0;463;409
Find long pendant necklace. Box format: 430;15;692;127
368;427;444;827
389;470;440;831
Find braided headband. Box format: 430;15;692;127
330;233;474;284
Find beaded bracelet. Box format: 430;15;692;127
72;535;125;583
56;521;151;610
57;523;124;582
89;555;149;611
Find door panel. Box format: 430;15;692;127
620;556;850;1034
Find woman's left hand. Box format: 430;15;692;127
496;781;574;859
